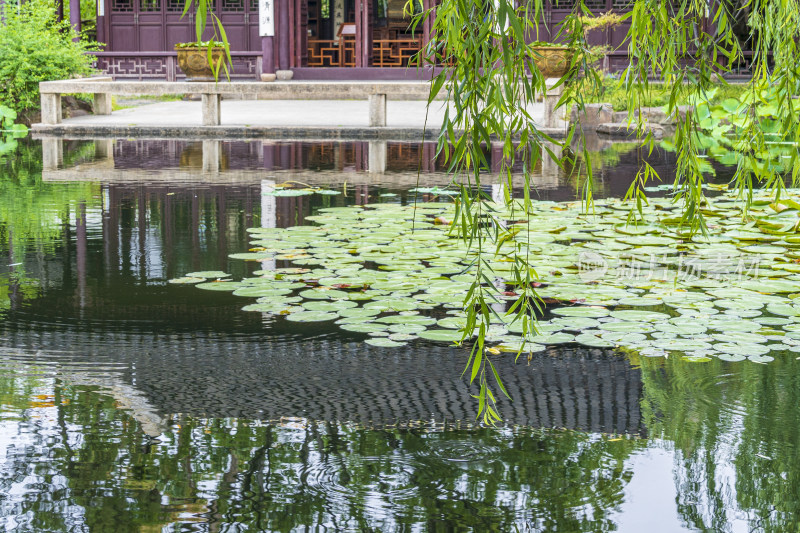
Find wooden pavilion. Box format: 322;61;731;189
73;0;636;80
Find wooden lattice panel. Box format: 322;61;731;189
372;39;422;67
307;39;355;67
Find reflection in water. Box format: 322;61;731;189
0;366;641;531
0;138;793;530
640;357;800;532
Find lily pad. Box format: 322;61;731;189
168;276;206;284
284;311;339;322
365;338;407;347
418;329;465;342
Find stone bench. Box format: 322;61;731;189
39;77;566;129
38;78;448;128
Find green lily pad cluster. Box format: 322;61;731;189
663;87;800;171
172;190;800;361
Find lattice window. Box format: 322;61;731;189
584;0;608;11
112;0;134;12
167;0;185;12
611;0;631;9
250;0;258;10
222;0;245;12
140;0;161;11
550;0;576;9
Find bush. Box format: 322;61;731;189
0;1;98;113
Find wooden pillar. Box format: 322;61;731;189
278;0;290;69
260;0;276;74
288;0;295;67
422;0;432;60
262;37;275;73
294;0;303;67
360;0;369;67
69;0;81;38
56;0;64;22
97;0;106;46
354;0;362;68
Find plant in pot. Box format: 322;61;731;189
175;0;232;81
528;41;574;78
527;11;624;79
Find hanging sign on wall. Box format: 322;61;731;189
259;0;274;37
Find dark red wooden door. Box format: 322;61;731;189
219;0;249;50
165;0;194;48
109;0;138;51
138;0;166;50
108;0;260;51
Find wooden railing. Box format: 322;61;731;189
307;38;421;68
307;39;355;67
372;38;422;67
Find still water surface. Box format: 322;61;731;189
0;138;797;531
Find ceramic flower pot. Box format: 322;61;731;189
175;45;225;81
530;46;573;78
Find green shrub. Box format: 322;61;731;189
0;1;98;113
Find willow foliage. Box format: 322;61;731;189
412;0;800;422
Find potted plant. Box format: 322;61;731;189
528;41;574;78
175;0;231;81
527;11;624;78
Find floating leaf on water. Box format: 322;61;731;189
388;333;418;341
365;338;407;347
337;307;381;318
185;271;231;278
494;340;547;353
574;332;615;348
616;296;664;307
299;288;351;300
717;353;746;362
233;287;293;298
655;322;707;335
229;252;274;260
376;315;437;326
302;300;358;312
600;321;651;333
711;332;767;344
714;342;771;356
535;332;575;344
438;317;468;329
388;323;428;334
284;311;339;322
551;306;610;318
168;276;206;284
418;329;465;342
609;310;669;322
195;281;241;291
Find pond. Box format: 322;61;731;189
1;137;798;531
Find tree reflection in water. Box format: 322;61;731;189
0;370;641;532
